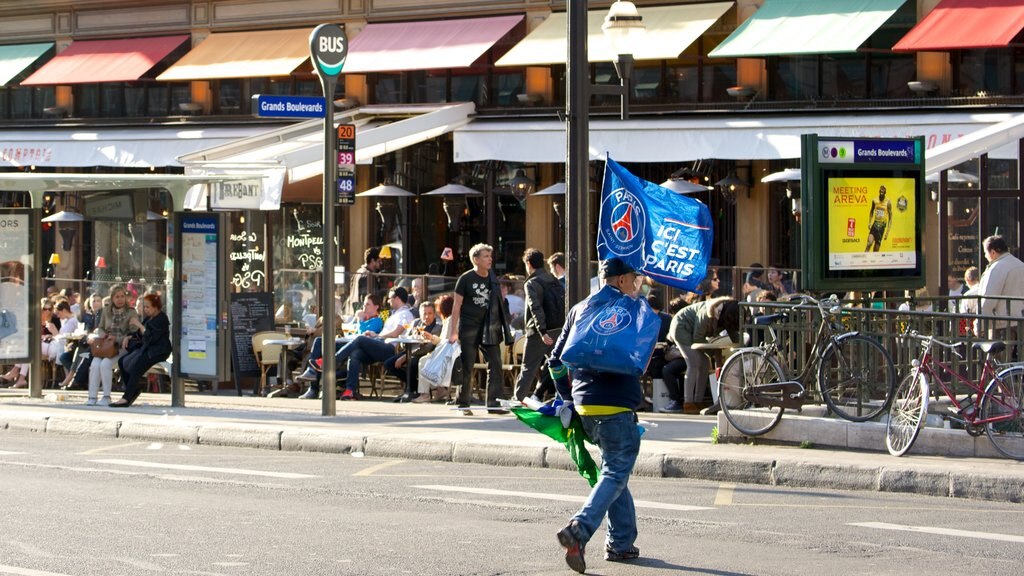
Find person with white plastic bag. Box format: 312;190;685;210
413;294;458;403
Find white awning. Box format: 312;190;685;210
0;172;261;212
0;125;276;169
180;103;475;184
454;111;1019;163
926;113;1024;175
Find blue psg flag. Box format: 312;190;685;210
597;157;714;292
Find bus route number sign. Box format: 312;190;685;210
337;124;356;205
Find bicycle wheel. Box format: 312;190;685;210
981;365;1024;461
818;333;896;422
886;371;928;457
718;348;786;437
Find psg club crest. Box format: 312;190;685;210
593;305;632;336
599;187;646;257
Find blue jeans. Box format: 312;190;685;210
336;335;396;392
571;411;640;551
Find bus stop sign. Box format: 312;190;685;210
310;24;347;77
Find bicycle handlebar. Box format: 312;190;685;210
905;330;964;350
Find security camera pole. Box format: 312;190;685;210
310;24;348;416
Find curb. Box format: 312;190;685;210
1;410;1022;504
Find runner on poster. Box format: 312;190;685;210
827;176;916;270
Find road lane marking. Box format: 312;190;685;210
0;451;26;455
90;459;318;479
0;565;73;576
414;485;711;511
850;522;1024;543
77;442;147;455
714;483;735;506
353;460;405;476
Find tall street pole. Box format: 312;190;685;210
310;24;347;416
566;0;590;307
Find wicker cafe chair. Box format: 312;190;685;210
251;331;287;396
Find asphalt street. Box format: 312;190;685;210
2;432;1023;576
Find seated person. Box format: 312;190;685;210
295;294;384;399
110;294;172;408
386;300;443;403
645;291;684;413
335;287;415;400
413;294;456;403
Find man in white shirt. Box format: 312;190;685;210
334;286;415;399
978;235;1024;338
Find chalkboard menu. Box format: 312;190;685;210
229;292;274;386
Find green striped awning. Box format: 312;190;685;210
709;0;906;58
0;42;53;86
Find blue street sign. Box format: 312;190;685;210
251;94;326;119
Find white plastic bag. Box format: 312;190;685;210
420;339;461;389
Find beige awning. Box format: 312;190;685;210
156;28;313;81
496;2;732;66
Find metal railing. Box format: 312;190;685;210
740;296;1024;401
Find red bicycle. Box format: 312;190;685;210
886;331;1024;460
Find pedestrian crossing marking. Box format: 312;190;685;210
414;485;711;511
850;522;1024;543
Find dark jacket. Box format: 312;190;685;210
131;311;173;364
523;268;562;337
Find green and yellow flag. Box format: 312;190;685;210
511;407;599;487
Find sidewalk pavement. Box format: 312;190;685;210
1;390;1022;504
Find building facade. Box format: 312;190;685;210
0;0;1021;315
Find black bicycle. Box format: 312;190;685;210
718;295;897;437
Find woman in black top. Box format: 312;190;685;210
110;293;172;408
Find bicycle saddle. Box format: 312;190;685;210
753;313;787;326
973;341;1005;355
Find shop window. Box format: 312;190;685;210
169;83;191;113
770;55;818;100
493;71;522;106
957;49;1016;96
92;217;168;285
409;70;447;103
0;90;7;119
867;52;914;99
986;197;1019;252
101;84;125;117
373;73;403;104
668;36;737;104
216;79;243;114
148;85;169;115
988;155;1019;191
452;74;482;103
125;84;146;117
631;65;662;103
272;204;325;319
822;54;866;99
75;85;100;118
9;87;35;119
946;197;982;280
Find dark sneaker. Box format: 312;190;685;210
556;523;586;574
605;544;640;562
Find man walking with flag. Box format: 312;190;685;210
551;257;647;573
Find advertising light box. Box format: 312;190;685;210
801;135;925;291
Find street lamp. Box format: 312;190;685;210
566;0;645;305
